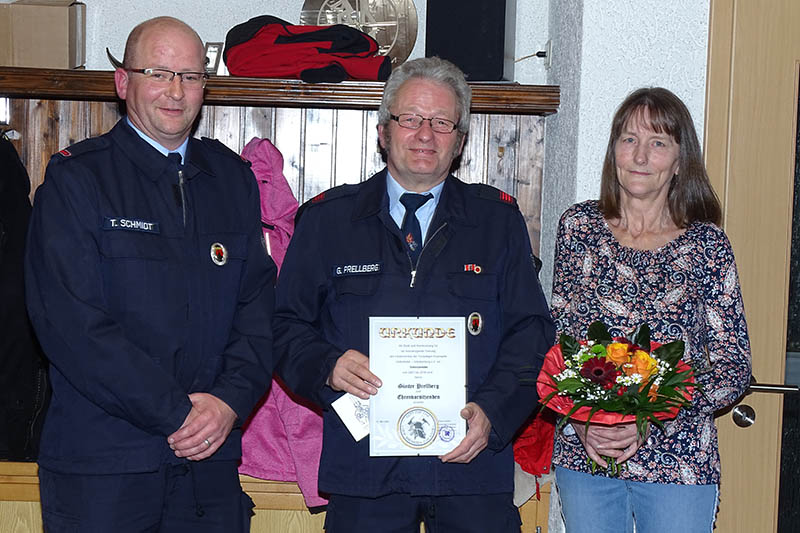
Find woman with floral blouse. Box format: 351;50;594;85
550;87;752;533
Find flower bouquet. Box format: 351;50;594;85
538;321;696;474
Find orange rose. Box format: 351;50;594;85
626;349;658;381
605;342;630;366
647;383;659;402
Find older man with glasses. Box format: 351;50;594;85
274;57;555;532
25;16;275;532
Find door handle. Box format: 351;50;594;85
732;377;798;427
748;383;799;394
746;376;799;395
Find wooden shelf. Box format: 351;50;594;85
0;67;559;115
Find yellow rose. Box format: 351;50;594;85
605;342;630;366
626;349;658;381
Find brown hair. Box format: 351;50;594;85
598;87;721;227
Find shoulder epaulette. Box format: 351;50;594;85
295;183;359;226
307;183;359;206
471;183;518;207
49;136;111;163
200;137;251;166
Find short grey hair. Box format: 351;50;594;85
378;57;471;134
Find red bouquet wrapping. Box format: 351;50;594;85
537;322;696;437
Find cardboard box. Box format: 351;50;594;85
0;0;86;69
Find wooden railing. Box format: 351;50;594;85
0;67;559;114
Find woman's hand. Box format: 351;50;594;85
570;421;648;468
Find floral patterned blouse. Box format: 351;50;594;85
550;200;752;485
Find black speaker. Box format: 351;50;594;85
425;0;508;81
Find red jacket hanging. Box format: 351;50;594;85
224;15;391;83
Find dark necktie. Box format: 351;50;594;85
400;192;433;264
167;152;183;170
168;153;184;209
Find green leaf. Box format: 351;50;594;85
647;413;666;432
631;323;651;352
557;377;585;394
587;321;612;343
635;414;649;439
560;333;580;357
652;340;685;367
563;404;584;423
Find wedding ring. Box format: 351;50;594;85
203;438;211;447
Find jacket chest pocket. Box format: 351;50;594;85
199;232;248;329
332;274;381;304
99;232;179;320
447;272;498;303
329;274;382;349
447;272;500;388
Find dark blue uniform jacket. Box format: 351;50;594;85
25;120;276;475
275;170;554;497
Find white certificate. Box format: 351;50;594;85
368;316;467;456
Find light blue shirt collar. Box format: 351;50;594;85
386;172;445;243
126;117;189;164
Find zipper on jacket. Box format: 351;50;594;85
409;222;447;288
24;363;48;458
178;168;187;227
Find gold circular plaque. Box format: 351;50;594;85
300;0;418;66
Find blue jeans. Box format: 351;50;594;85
555;466;719;533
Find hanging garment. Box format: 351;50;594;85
238;137;327;507
224;15;391;83
0;133;50;461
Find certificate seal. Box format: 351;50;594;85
397;407;438;449
439;425;455;442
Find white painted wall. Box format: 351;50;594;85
538;0;710;295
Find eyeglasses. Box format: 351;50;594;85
126;68;208;88
390;113;457;134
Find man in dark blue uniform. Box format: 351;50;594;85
275;57;555;532
25;17;275;531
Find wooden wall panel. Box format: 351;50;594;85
6;98;545;242
241;106;276;149
24;100;59;193
516;116;546;255
333;109;368;185
88;101;121;138
486;114;521;196
457;114;488;184
362;110;385;180
302;108;336;200
271;107;304;201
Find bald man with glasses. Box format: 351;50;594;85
25;16;275;531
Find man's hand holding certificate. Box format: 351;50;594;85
368;317;467;456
